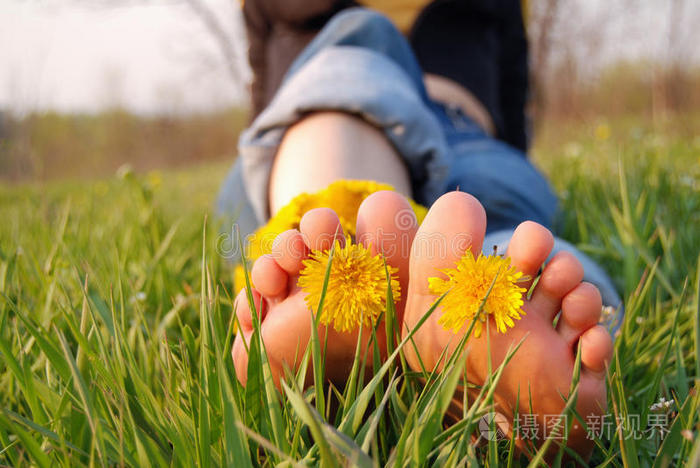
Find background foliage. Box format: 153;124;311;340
0;111;698;465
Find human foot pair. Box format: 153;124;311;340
232;190;613;457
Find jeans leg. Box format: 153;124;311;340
433;102;558;232
216;158;259;245
446;142;558;232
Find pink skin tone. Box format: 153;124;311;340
233;190;613;459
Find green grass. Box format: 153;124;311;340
0;115;699;466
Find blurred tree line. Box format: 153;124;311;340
0;0;698;182
0;109;247;181
528;0;699;122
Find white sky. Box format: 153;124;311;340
0;0;696;116
0;0;251;115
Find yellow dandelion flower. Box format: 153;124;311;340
410;201;428;225
324;180;393;235
594;123;611;141
234;180;427;292
234;265;246;297
429;252;527;337
298;241;401;333
147;170;162;189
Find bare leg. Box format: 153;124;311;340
269;111;412;215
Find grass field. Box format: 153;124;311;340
0;115;698;466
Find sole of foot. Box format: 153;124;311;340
402;191;613;459
232;190;418;388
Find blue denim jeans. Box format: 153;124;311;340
217;8;622;324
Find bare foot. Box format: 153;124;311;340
402;192;613;458
232;190;417;387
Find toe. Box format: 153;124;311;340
505;221;554;291
271;229;309;275
410;191;486;295
252;254;289;298
299;207;345;251
232;336;249;386
234;288;265;333
527;251;584;322
232;287;269;386
557;282;603;347
356;190;417;304
580;325;613;377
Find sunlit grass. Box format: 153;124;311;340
0;115;698;466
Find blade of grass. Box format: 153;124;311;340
695;253;700;381
236;230;289;456
652;390;698;468
56;328;106;467
338;291;448;437
0;414;51;468
360;369;399;452
309;237;339;419
282;380;339;468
